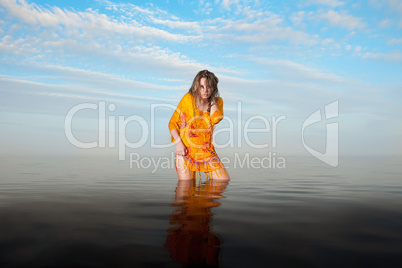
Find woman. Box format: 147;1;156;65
169;70;230;181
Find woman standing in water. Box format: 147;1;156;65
169;70;230;181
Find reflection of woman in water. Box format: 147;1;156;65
169;70;230;181
165;179;229;267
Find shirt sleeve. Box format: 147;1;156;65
168;93;190;142
210;97;224;126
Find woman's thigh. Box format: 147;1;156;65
175;155;195;180
208;167;230;181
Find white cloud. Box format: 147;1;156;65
307;0;344;7
290;11;305;27
370;0;402;17
355;46;361;53
96;0;154;15
379;19;391;28
20;63;183;92
0;23;238;87
319;10;366;30
362;52;402;61
216;68;395;132
248;57;346;84
126;4;154;15
196;0;213;15
0;0;325;53
0;74;177;113
151;18;202;33
0;0;196;42
321;38;335;46
205;16;319;45
0;27;208;80
387;0;402;15
221;0;240;10
388;38;402;45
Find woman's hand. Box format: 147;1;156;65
176;139;187;156
171;128;187;156
210;97;217;106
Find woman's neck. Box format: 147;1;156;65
195;96;208;106
194;96;210;113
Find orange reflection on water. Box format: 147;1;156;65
165;179;229;267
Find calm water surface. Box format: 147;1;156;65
0;155;401;267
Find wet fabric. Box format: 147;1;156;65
169;93;227;177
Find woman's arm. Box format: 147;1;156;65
210;97;224;125
169;93;191;155
171;128;187;156
169;93;190;142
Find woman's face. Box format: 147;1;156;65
199;77;212;100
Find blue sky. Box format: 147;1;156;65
0;0;401;159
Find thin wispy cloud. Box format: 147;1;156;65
319;10;366;30
307;0;345;8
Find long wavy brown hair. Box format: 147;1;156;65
188;70;220;106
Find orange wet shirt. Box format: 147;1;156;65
169;92;226;176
